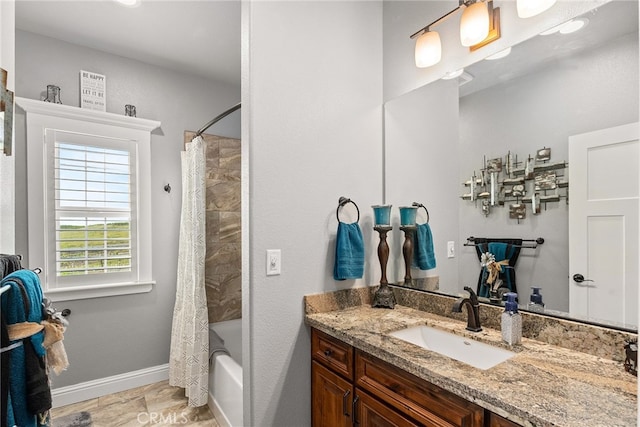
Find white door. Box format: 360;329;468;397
568;122;639;327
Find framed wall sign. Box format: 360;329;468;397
80;70;106;111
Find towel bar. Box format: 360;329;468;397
464;236;544;249
336;197;360;223
412;202;430;224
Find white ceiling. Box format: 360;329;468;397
15;0;241;87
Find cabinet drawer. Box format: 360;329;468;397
312;328;354;380
356;388;422;427
356;350;484;427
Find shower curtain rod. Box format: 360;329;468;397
195;102;241;136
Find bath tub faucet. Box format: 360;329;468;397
452;286;482;332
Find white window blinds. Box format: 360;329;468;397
54;142;133;277
46;129;138;288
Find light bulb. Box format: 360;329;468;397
517;0;557;18
415;31;442;68
460;2;490;47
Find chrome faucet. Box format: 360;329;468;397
452;286;482;332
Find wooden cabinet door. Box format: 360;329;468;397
487;412;521;427
312;361;353;427
356;389;421;427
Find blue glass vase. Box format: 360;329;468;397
399;206;417;226
372;205;392;226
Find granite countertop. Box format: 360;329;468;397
306;304;637;427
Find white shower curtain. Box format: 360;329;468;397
169;135;209;407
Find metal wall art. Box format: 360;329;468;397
461;147;568;222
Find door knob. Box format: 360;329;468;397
573;273;594;283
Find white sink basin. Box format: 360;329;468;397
389;325;515;370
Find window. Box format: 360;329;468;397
49;132;136;287
19;97;160;301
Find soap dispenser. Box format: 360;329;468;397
502;292;522;345
527;287;545;313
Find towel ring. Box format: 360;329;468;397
337;197;360;223
412;202;429;224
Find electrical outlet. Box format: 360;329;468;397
266;249;281;276
447;241;455;258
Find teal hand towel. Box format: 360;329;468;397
413;223;436;270
478;242;518;298
488;242;509;263
333;222;365;280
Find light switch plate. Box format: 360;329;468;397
266;249;281;276
447;241;455;258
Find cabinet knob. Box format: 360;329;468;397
324;349;332;357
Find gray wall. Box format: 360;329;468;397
458;32;639;311
14;30;240;388
243;1;383;425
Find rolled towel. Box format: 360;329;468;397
333;222;365;281
412;223;436;270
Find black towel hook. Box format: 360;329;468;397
336;197;360;223
412;202;430;224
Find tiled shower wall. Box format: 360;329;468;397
185;131;241;324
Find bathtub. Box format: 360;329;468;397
208;319;243;427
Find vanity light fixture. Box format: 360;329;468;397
516;0;557;18
415;30;442;68
411;1;500;68
460;1;490;47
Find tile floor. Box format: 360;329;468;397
50;380;220;427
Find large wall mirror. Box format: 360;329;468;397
384;0;638;331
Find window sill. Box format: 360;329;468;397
44;281;155;302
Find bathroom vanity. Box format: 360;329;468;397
305;287;637;426
312;328;517;426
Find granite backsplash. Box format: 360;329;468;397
304;285;637;363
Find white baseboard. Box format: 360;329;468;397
51;364;169;408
